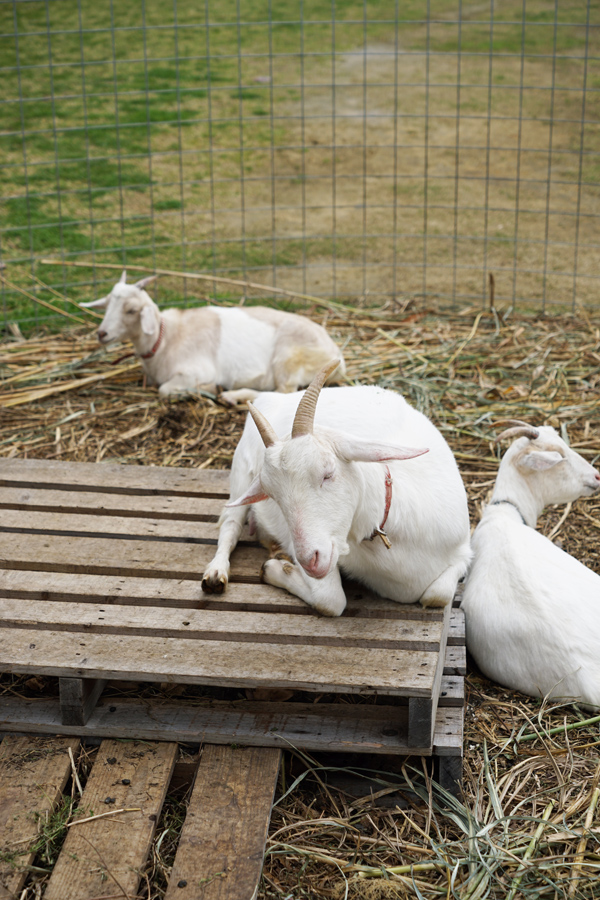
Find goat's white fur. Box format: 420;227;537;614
461;425;600;708
81;272;345;403
202;380;472;616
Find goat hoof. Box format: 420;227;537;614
201;574;227;594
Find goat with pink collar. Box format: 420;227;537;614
82;272;345;404
461;423;600;708
202;360;472;616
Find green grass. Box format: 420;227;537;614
1;0;599;327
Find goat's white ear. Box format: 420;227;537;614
80;296;109;309
135;274;158;291
333;433;429;463
140;305;156;335
119;269;127;284
518;449;564;472
226;475;269;507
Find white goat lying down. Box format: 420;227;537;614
461;423;600;707
202;360;472;616
82;271;345;405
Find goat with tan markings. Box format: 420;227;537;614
82;271;345;405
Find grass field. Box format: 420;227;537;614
1;0;600;328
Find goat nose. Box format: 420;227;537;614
97;329;107;341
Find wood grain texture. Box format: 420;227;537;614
0;735;79;899
44;739;177;900
165;745;281;900
0;531;265;580
0;696;442;754
0;569;446;620
0;598;444;651
59;677;107;726
0;486;224;521
0;457;230;496
0;626;438;694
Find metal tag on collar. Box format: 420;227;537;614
371;527;392;549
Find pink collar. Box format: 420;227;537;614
140;318;165;359
366;465;393;549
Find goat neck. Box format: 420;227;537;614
488;458;541;527
348;459;395;544
134;302;163;359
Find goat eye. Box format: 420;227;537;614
322;471;334;484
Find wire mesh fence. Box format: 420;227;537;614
1;0;599;329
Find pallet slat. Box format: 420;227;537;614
0;457;230;496
0;598;446;651
0;627;439;695
0;735;79;900
0;696;460;756
165;745;281;900
0;486;225;521
44;739;178;900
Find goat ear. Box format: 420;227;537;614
518;449;564;472
80;296;109;309
140;304;156;335
333;433;429;463
226;475;269;507
135;274;158;291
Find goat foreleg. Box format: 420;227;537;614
201;507;246;594
261;558;347;617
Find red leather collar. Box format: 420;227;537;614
367;465;393;549
140;318;165;359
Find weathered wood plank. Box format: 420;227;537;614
0;486;224;521
0;599;445;651
407;600;452;748
0;697;439;755
443;645;467;676
0;531;265;580
0;457;230;496
0;508;225;543
0;735;79;899
0;627;438;695
44;739;177;900
165;745;280;900
59;677;107;726
432;707;464;757
0;569;446;620
448;607;465;646
438;674;464;707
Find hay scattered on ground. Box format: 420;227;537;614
1;290;600;898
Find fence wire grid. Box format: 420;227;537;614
1;0;599;328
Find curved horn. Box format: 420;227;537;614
247;402;278;448
135;274;158;291
119;269;127;284
495;425;540;443
291;359;341;439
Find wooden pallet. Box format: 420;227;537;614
0;733;280;900
0;457;465;792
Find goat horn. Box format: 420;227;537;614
135;274;158;290
119;269;127;284
291;359;341;439
247;402;278;448
495;425;540;443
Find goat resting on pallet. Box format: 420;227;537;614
202;360;472;616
